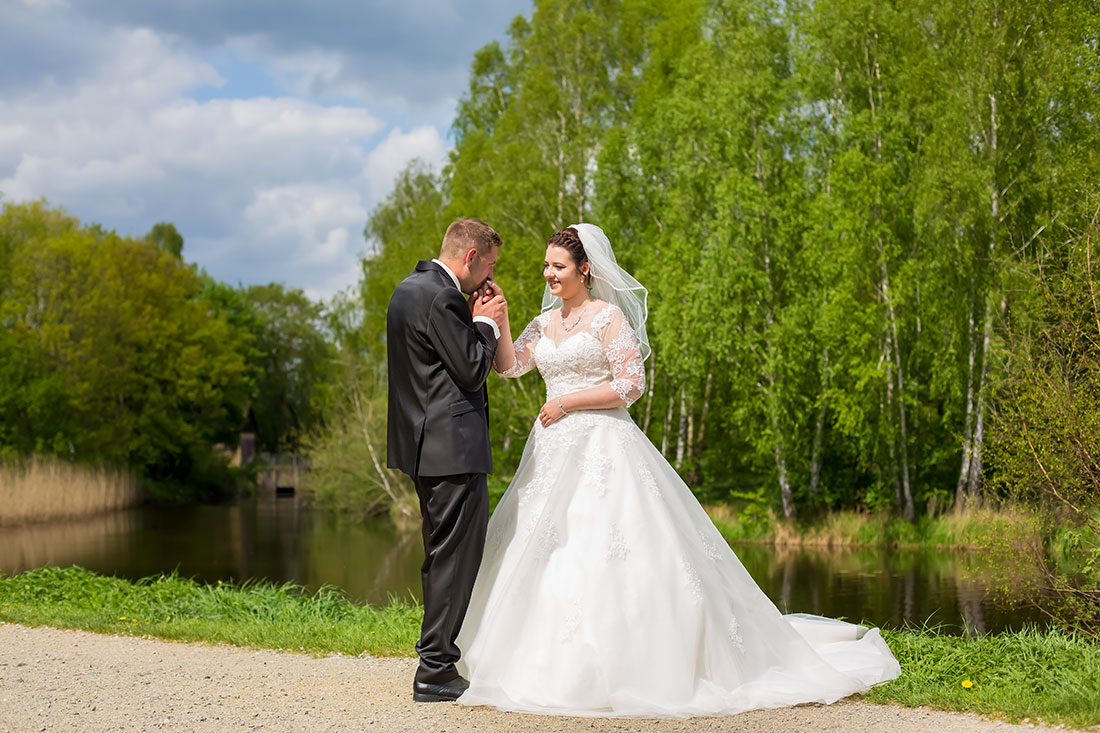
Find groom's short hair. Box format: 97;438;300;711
440;218;502;258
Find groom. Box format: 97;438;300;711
386;218;507;703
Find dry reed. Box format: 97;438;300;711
0;457;142;526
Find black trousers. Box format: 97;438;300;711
412;472;489;684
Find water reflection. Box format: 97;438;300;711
0;498;1044;633
731;543;1041;634
0;496;424;606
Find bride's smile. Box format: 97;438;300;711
544;244;590;304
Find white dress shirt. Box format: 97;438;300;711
432;258;501;340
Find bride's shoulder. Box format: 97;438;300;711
590;300;622;331
591;299;622;318
599;300;622;312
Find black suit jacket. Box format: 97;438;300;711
386;261;498;477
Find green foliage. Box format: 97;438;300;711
240;283;335;453
986;206;1100;634
728;487;773;537
0;201;255;498
375;0;1098;527
305;346;416;522
341;0;1100;551
146;221;183;258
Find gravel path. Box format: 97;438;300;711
0;623;1039;732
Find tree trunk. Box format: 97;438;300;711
675;386;689;471
773;408;795;519
661;376;673;458
689;372;712;487
967;298;997;499
810;348;829;499
556;109;566;224
865;33;912;519
881;253;915;520
350;378;414;519
881;339;902;510
686;393;695;457
966;94;1001;503
695;371;713;458
956;301;978;509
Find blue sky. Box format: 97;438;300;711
0;0;530;299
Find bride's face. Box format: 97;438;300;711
544;245;587;300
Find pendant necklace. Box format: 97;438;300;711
561;300;589;332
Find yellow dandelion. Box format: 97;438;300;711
961;680;974;689
119;616;127;620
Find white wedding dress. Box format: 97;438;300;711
455;302;900;717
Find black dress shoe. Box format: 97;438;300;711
413;676;470;702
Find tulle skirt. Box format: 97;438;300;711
455;407;900;717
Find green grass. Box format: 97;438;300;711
3;567;1098;728
0;566;420;657
870;625;1100;730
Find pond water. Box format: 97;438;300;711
0;495;1045;635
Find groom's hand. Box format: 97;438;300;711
473;293;507;327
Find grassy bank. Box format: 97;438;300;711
0;457;142;526
0;566;419;657
703;504;1042;552
869;625;1100;729
2;567;1098;728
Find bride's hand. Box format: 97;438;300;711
538;397;568;428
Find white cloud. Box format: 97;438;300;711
364;125;448;202
0;1;528;300
0;24;418;299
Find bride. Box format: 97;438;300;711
455;224;900;717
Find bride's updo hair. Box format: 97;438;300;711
547;227;590;284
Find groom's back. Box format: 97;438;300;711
385;263;494;479
386;266;440;475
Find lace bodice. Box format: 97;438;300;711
500;302;646;406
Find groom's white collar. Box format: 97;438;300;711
431;259;462;291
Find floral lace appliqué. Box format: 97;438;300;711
529;304;645;409
535;522;560;560
728;616;745;652
679;558;704;605
637;462;660;497
701;531;723;561
500;313;549;378
558;599;582;642
607;526;630;560
581;450;613;497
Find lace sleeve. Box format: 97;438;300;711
499;314;544;378
599;306;646;406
